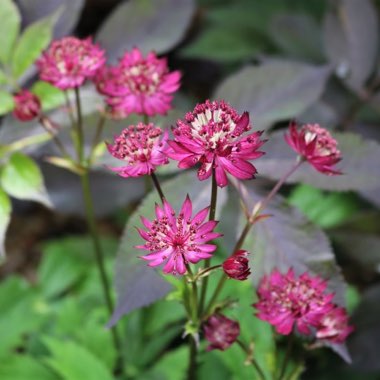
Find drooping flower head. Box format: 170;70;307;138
136;196;222;275
222;250;251;281
95;47;181;118
316;306;354;344
13;90;41;121
36;37;105;90
285;121;342;175
167;100;266;187
204;314;240;351
107;122;169;178
254;268;335;336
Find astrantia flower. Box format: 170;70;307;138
95;47;181;118
167;100;265;187
136;196;222;275
13;90;41;121
316;306;354;343
204;314;240;351
36;37;105;90
222;250;251;281
254;268;334;335
107;122;169;178
285;121;342;175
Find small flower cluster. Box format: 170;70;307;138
95;48;181;118
254;268;353;343
167;100;266;187
107;122;169;178
136;196;222;275
285;120;342;175
36;37;105;90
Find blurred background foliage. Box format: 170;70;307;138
0;0;380;379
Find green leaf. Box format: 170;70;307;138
38;236;117;298
43;338;114;380
31;81;65;111
288;185;361;228
0;0;21;63
0;355;59;380
12;14;56;79
0;91;14;116
1;152;52;207
181;26;259;62
0;69;9;85
0;277;46;355
0;187;11;258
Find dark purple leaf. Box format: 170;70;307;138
349;284;380;370
323;0;378;90
214;60;332;130
269;13;324;62
96;0;195;62
229;180;350;362
256;131;380;191
15;0;84;38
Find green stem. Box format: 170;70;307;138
74;87;84;163
80;171;124;373
278;335;294;380
198;169;218;316
150;172;165;203
204;274;227;318
38;116;71;159
187;335;197;380
237;340;266;380
88;113;107;165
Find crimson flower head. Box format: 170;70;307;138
254;268;335;336
136;196;222;275
316;306;354;344
167;100;265;188
13;90;41;121
95;47;181;118
36;37;105;90
285;121;342;175
107;123;169;178
204;314;240;351
222;250;251;281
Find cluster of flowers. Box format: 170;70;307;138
18;36;352;353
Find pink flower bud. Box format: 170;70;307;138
13;90;41;122
222;250;251;280
204;314;240;351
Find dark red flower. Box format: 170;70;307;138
13;90;41;121
222;250;251;280
204;314;240;351
285;121;342;175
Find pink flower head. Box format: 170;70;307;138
36;37;105;90
136;196;222;275
107;122;169;178
222;250;251;281
254;268;335;336
95;47;181;118
285;121;342;175
13;90;41;121
167;100;266;187
316;306;354;344
204;314;240;351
